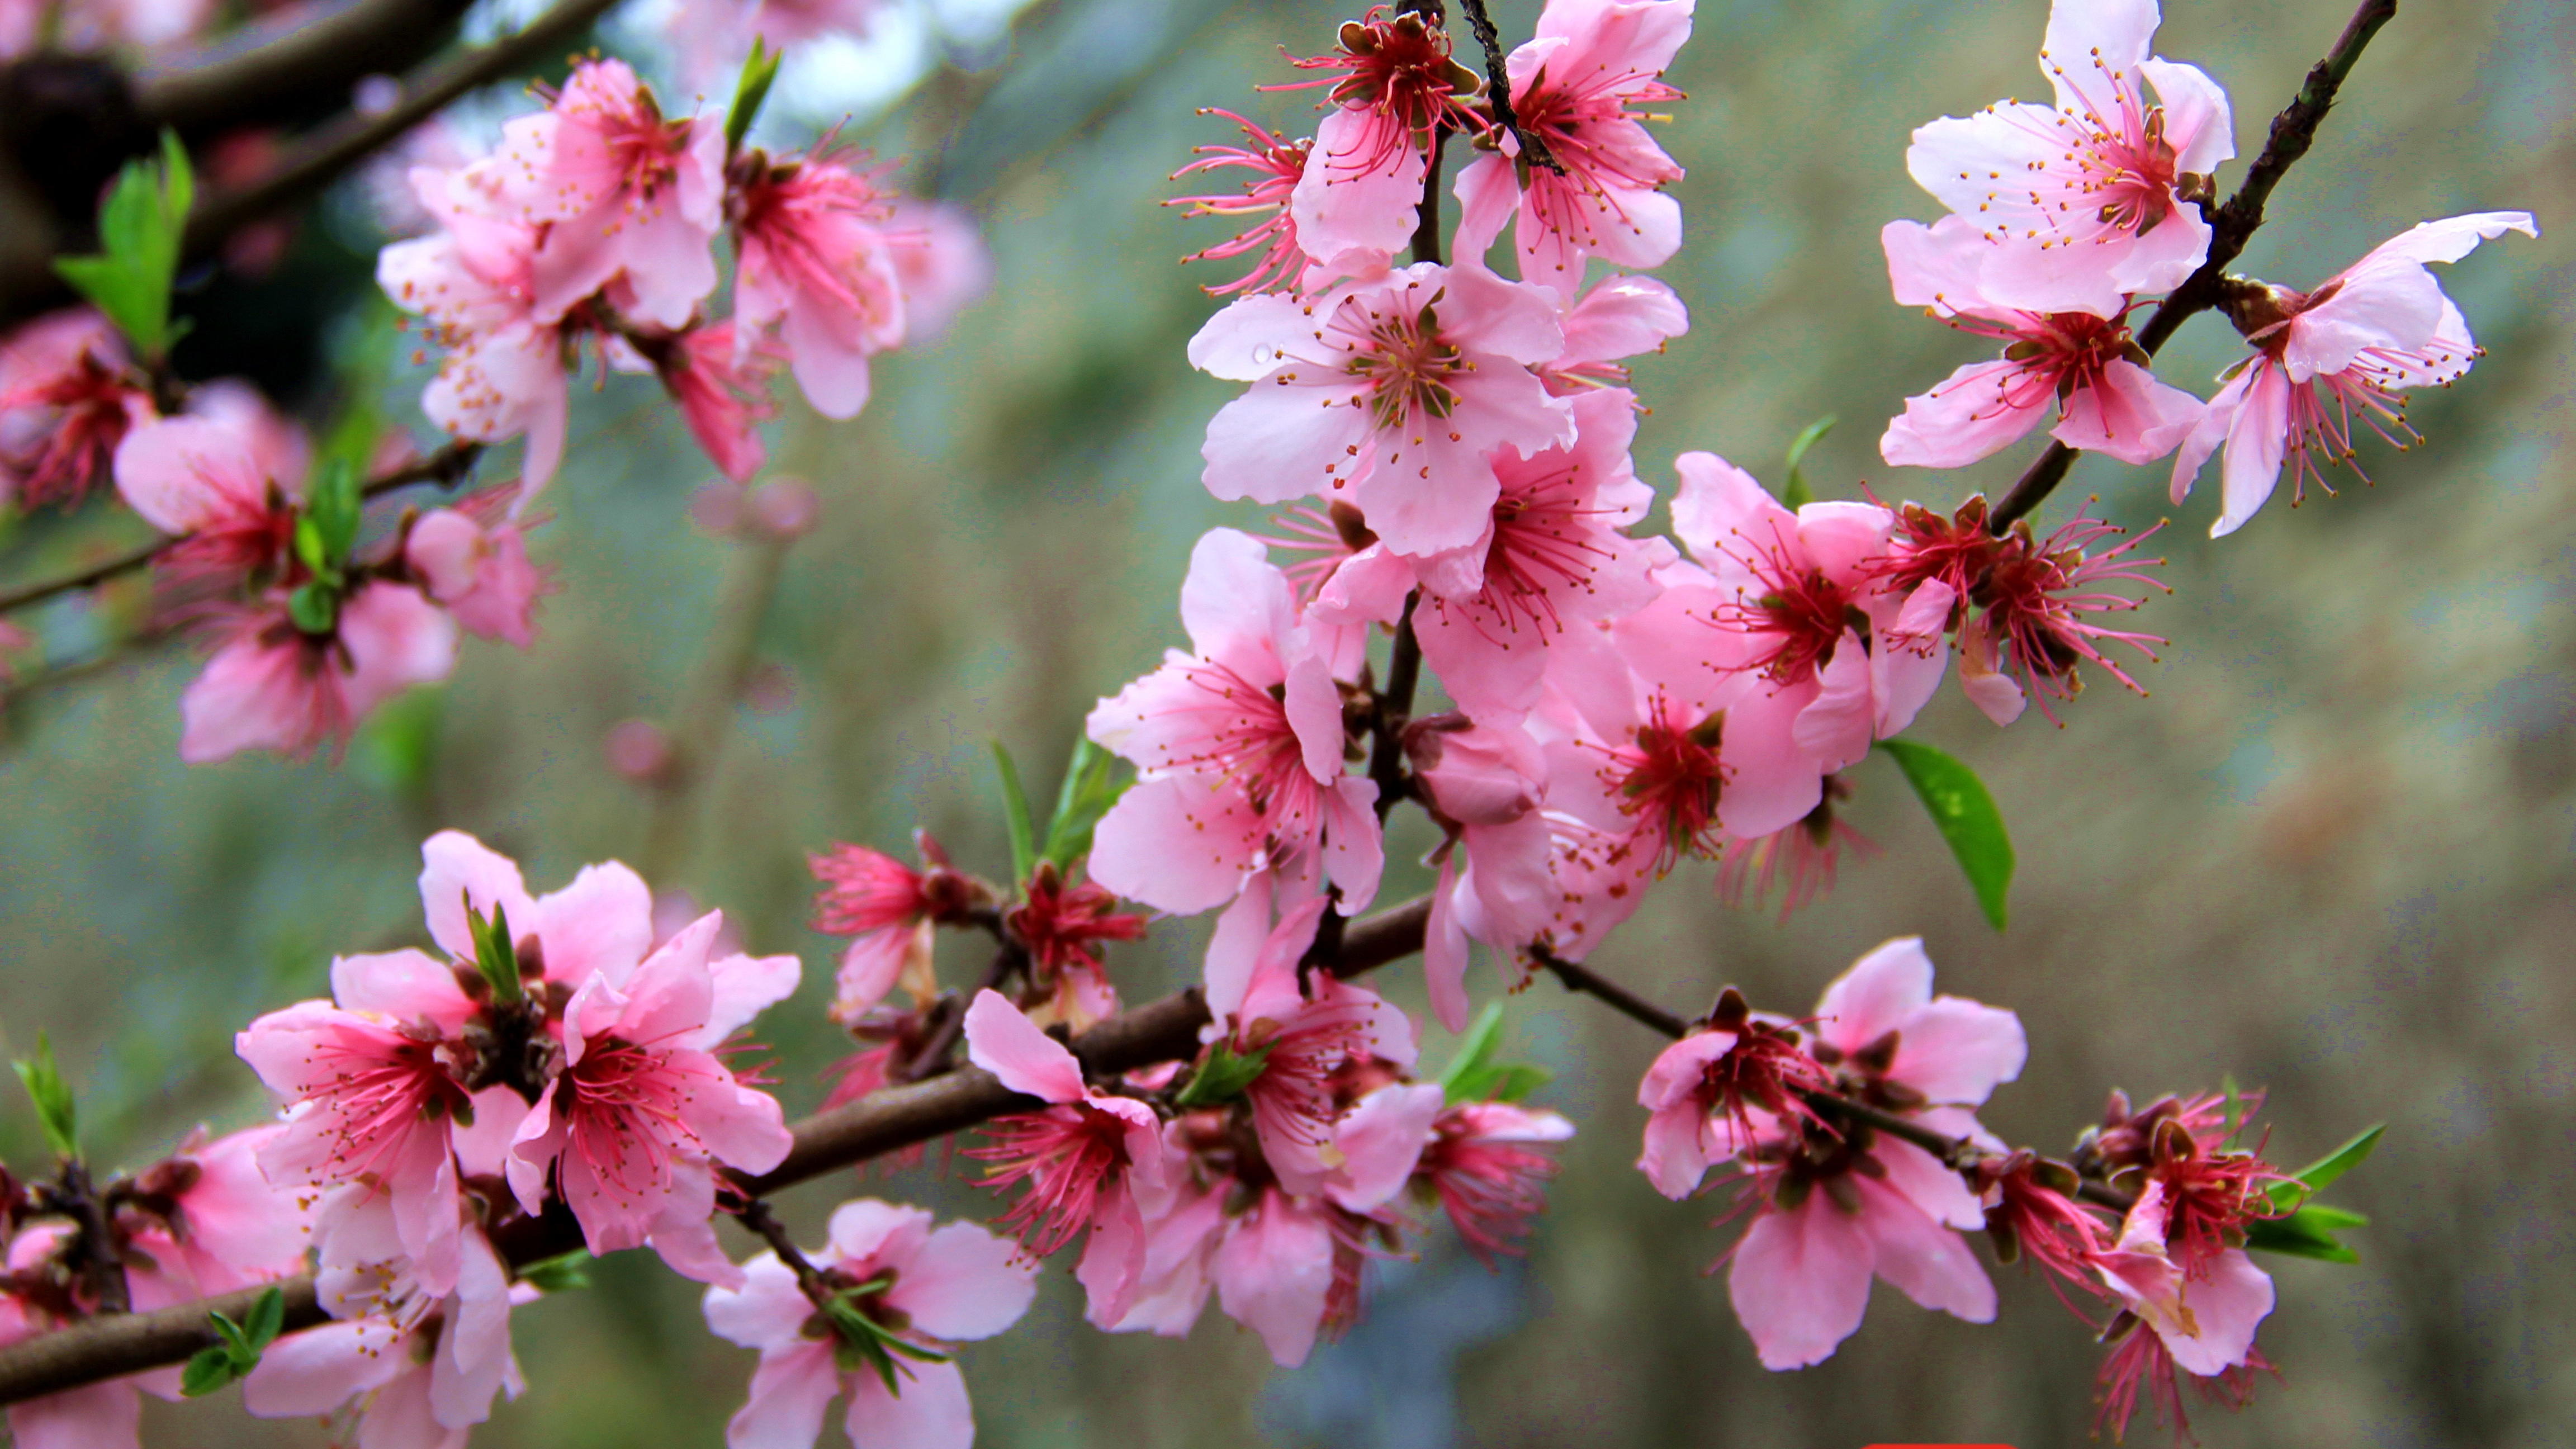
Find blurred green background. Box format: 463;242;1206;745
2;0;2570;1444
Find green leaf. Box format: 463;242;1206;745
1173;1040;1273;1108
1434;1003;1507;1102
465;894;524;1004
12;1031;78;1159
2246;1203;2370;1264
242;1286;285;1349
515;1249;593;1294
179;1347;239;1398
1778;415;1836;510
1875;738;2015;930
300;457;362;570
725;37;784;158
51;131;193;359
286;580;339;636
2267;1124;2385;1212
991;741;1037;884
207;1308;252;1355
1039;739;1129;869
1473;1063;1552;1102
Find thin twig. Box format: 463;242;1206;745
1531;946;1693;1039
896;944;1022;1083
0;892;1434;1406
181;0;623;259
1455;0;1562;175
1987;0;2400;532
0;441;480;617
732;1197;834;1303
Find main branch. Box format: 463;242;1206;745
1986;0;2400;532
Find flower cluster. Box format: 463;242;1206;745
1635;939;2298;1442
382;56;982;500
226;831;798;1443
1881;0;2534;536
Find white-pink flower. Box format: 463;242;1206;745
1449;0;1693;292
702;1200;1037;1449
406;493;548;647
2169;210;2537;536
506;911;798;1286
962;990;1171;1324
1903;0;2234;316
179;582;457;765
1086;529;1381;915
1721;938;2025;1370
1879;214;2203;467
1189;263;1574;556
468;59;724;330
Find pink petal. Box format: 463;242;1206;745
1086;776;1261;915
1212;1192;1334;1368
1881;358;2051;469
886;1221;1039;1342
963;989;1086;1104
1858;1175;1996;1322
727;1340;842;1449
1326;1082;1445;1213
330;948;476;1031
842;1355;973;1449
417;830;534;962
1727;1197;1875;1370
704;1254;819;1352
2140;58;2236;175
1813;937;1934;1053
242;1319;405;1418
1200;374;1374;506
2051;357;2203;465
2212;363;2293;538
1889;997;2027;1107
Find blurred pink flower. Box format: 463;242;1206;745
110;415;298;587
178;583;457;764
406;493;550;648
733;151;908;420
1414;1100;1573;1266
0;309;151;508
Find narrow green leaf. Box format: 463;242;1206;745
286;581;339;636
307;457;362;564
468;896;524;1004
179;1347;239;1398
991;741;1036;884
1478;1063;1552;1103
725;37;784;157
51;132;192;359
293;516;332;578
515;1249;593;1294
1039;739;1129;868
2245;1204;2369;1264
1876;738;2015;930
2266;1124;2385;1211
1434;1002;1508;1103
207;1309;252;1355
242;1286;286;1349
1173;1040;1272;1107
11;1031;79;1159
1779;415;1836;509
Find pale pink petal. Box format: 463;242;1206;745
2149;1248;2274;1375
2211;363;2293;537
1858;1175;1996;1322
842;1355;973;1449
2139;58;2236;174
1319;774;1385;908
963;989;1086;1104
243;1319;406;1418
699;951;801;1049
1200;377;1375;506
1212;1192;1334;1368
1291;107;1426;265
1727;1198;1875;1370
1086;776;1261;914
704;1254;814;1352
886;1221;1039;1342
2051;357;2203;464
1790;635;1875;769
1813;937;1934;1052
1326;1082;1445;1212
1881;358;2051;468
727;1341;841;1449
331;948;476;1031
1889;997;2028;1107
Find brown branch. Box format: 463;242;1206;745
0;441;480;618
1531;946;1692;1039
181;0;623;260
1454;0;1561;176
1986;0;2400;532
137;0;478;137
0;892;1434;1407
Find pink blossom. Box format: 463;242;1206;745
110;415;297;587
1003;867;1144;1026
1085;529;1381;914
1414;387;1667;719
1200;888;1417;1196
181;378;311;489
1716;939;2026;1369
117;1126;315;1299
379;167;573;498
1961;510;2167;725
468;59;724;329
2169;211;2537;536
245;1220;530;1446
1878;215;2203;467
1903;0;2234;316
1663;450;1948;769
1634;1009;1830;1201
1212;1186;1342;1367
1414;1099;1573;1265
507;911;798;1286
732;151;909;420
962;991;1170;1323
418;827;660;996
1169;111;1317;295
405;492;550;647
1405;714;1556;1031
0;309;151;507
178;582;457;764
2090;1179;2275;1378
235;948;484;1294
809;834;979;1021
1535;273;1690;395
883;200;990;345
702;1200;1037;1449
1189;263;1574;556
656;321;775;481
1449;0;1692;291
1279;7;1486;268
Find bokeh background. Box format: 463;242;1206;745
2;0;2570;1445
